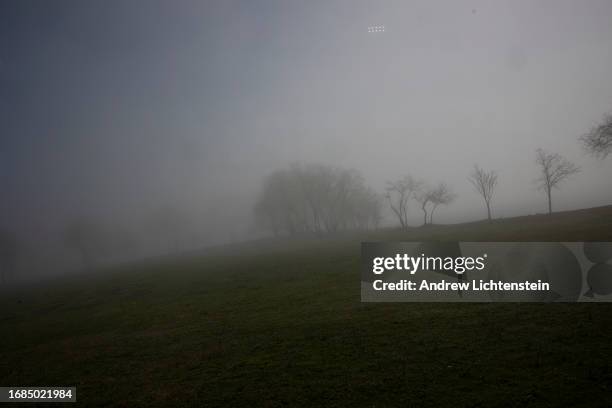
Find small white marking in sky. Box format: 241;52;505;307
367;25;385;33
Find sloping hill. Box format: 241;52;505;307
1;206;611;406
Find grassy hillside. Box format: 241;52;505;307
1;207;612;407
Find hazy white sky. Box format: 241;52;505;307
1;0;612;259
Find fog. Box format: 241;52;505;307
1;0;612;279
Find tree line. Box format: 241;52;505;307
254;164;382;235
383;145;583;229
385;177;456;227
1;111;611;282
255;111;612;236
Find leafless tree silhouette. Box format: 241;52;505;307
385;176;422;229
255;164;381;235
580;113;612;158
535;148;580;215
468;165;498;222
416;189;431;226
428;183;456;224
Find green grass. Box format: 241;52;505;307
1;206;612;407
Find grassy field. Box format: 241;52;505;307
1;207;612;407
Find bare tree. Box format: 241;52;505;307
255;164;381;236
580;113;612;158
351;187;382;230
385;176;422;229
535;148;580;215
416;188;433;226
428;183;456;224
468;165;498;222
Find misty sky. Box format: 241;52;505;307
2;0;612;270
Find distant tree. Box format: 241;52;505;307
428;183;456;224
64;218;108;268
580;113;612;158
0;229;18;284
254;164;381;236
416;188;433;226
325;167;365;232
351;187;382;230
254;169;294;236
535;149;580;215
385;176;422;229
468;165;498;222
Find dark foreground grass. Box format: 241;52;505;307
1;207;612;407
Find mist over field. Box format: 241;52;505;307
3;3;612;407
2;0;612;280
